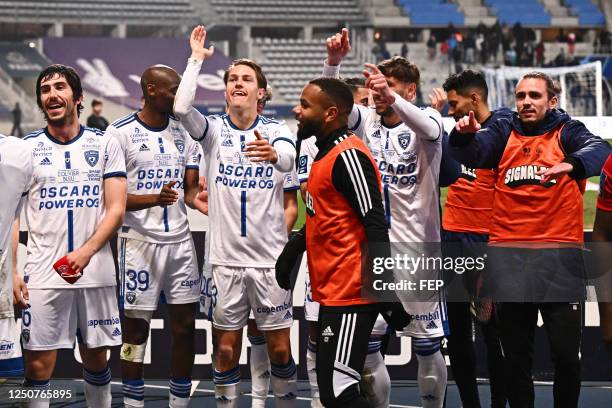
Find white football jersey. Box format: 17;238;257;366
107;113;202;243
351;105;443;242
0;135;33;318
22;126;126;289
198;114;297;267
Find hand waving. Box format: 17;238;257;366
190;25;215;61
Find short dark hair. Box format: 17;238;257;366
223;58;267;89
343;76;366;92
443;69;489;100
521;71;559;100
91;99;102;107
308;77;354;114
36;64;83;115
377;56;420;85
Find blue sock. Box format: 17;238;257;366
123;379;145;402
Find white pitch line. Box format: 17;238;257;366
102;381;419;407
190;380;200;397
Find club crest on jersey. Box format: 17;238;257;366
305;191;316;217
504;164;556;188
398;132;411;149
174;139;185;154
84;150;99;167
125;292;136;304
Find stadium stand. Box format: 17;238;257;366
564;0;606;26
254;37;371;105
0;0;197;25
209;0;368;24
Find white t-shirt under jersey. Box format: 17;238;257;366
22;126;126;289
107;112;202;243
0;135;33;318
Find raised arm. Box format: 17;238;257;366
449;111;511;169
364;63;442;141
174;25;215;141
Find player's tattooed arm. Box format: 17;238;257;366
11;218;28;309
283;190;298;234
183;168;200;209
126;181;179;211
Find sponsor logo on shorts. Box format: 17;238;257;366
256;302;291;314
0;341;15;355
126;292;136;304
283;310;293;320
112;327;122;337
426;320;438;330
181;277;202;288
321;326;334;343
87;316;121;329
21;329;30;343
410;311;440;322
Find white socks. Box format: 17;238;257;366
248;334;270;407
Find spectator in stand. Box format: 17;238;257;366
401;42;409;58
427;35;437;60
536;41;545;67
568;32;576;57
10;102;23;138
476;32;485;64
554;47;566;67
464;33;476;64
86;99;109;131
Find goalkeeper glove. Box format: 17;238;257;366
275;228;306;290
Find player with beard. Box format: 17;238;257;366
323;29;448;408
18;64;127;408
439;70;511;408
174;26;297;407
277;76;410;408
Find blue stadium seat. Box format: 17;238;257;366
398;0;465;25
484;0;551;25
563;0;605;26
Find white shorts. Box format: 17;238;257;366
398;299;449;338
304;268;320;322
212;265;293;331
21;287;121;350
0;318;23;376
119;237;200;310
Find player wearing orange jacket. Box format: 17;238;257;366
450;71;611;408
